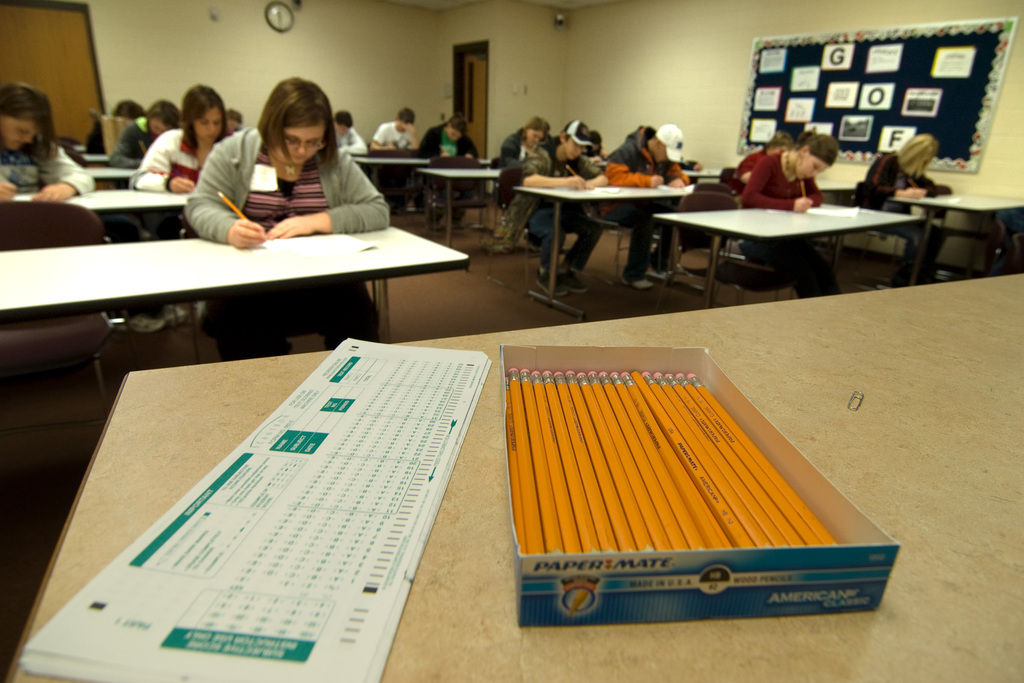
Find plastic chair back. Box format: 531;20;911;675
497;166;523;210
693;182;736;195
0;202;105;251
677;192;738;213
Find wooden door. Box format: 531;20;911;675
454;42;488;158
0;1;103;143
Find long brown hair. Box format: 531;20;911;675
181;85;226;150
0;82;57;160
258;78;338;166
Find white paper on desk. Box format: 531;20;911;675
588;186;620;193
252;234;376;257
21;340;491;683
807;206;860;217
662;184;696;195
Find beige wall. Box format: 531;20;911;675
86;0;439;142
437;0;568;157
86;0;1021;198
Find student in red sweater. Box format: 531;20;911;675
740;133;840;298
730;131;793;192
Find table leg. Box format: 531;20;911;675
445;178;454;248
526;200;584;320
909;210;933;285
373;279;390;342
656;224;682;312
702;234;722;308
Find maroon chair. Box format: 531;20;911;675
0;202;113;428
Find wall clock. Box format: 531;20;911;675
265;1;294;33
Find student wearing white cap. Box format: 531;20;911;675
601;124;692;289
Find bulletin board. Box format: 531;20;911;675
737;17;1017;172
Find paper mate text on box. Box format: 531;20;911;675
500;345;899;627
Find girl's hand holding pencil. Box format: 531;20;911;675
219;191;269;249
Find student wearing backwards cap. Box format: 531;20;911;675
499;120;608;296
602;124;691;289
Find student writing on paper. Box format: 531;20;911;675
333;110;367;157
131;85;227;201
498;116;551;169
740;133;841;298
602;124;692;289
491;120;607;296
418;112;478;159
730;131;793;193
860;133;944;286
108;99;180;169
186;77;387;361
0;82;94;202
370;107;419;151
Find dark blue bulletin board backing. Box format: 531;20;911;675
738;18;1017;172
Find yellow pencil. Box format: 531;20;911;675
632;372;730;549
604;372;690;549
520;368;563;553
664;373;793;546
640;373;754;547
555;372;617;552
589;372;669;550
566;372;634;551
508;369;545;554
218;190;249;221
681;374;835;545
619;372;719;549
542;372;599;552
576;371;651;550
504;372;525;550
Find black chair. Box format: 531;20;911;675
366;149;420;213
0;202;113;433
424;155;491;231
718;168;736;184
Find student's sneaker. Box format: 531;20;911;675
620;276;654;291
162;304;189;326
536;269;569;297
560;270;588;293
128;312;167;333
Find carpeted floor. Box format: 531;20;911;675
0;205;902;676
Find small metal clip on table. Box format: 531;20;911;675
513;185;690;320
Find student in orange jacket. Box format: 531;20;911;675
602;124;690;289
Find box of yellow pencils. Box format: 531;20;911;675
500;345;899;626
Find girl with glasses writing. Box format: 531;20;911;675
186;77;388;360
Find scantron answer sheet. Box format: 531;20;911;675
21;340;490;683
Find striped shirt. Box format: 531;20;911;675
244;150;330;230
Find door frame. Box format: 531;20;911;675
452;41;488;157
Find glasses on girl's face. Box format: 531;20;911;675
284;135;325;151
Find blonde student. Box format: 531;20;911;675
0;82;94;202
